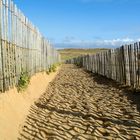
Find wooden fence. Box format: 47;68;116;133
66;42;140;89
0;0;60;92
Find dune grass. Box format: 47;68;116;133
58;48;108;61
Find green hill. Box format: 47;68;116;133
58;48;108;61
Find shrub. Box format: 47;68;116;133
46;70;50;75
46;64;57;75
17;72;30;92
75;61;82;67
51;64;57;72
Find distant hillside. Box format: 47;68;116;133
58;48;109;61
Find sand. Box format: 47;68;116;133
0;68;60;140
19;64;140;140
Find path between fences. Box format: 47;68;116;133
18;64;140;140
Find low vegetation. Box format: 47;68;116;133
75;60;83;67
58;48;108;61
17;63;61;91
49;64;57;73
46;63;61;75
17;72;30;92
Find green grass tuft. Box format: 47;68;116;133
17;72;30;92
46;63;61;75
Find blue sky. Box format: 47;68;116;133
13;0;140;48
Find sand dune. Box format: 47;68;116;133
0;68;60;140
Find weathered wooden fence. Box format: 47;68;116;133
0;0;60;92
67;43;140;89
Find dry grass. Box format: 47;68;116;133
58;48;108;61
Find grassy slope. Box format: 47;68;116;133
58;48;109;61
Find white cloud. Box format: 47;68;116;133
55;37;140;49
97;38;135;46
63;37;136;45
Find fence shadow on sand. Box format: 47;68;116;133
87;70;140;112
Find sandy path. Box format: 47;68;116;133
18;64;140;140
0;69;60;140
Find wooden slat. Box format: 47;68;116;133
0;0;60;92
68;42;140;89
0;0;3;91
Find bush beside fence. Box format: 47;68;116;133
0;0;60;92
66;43;140;89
